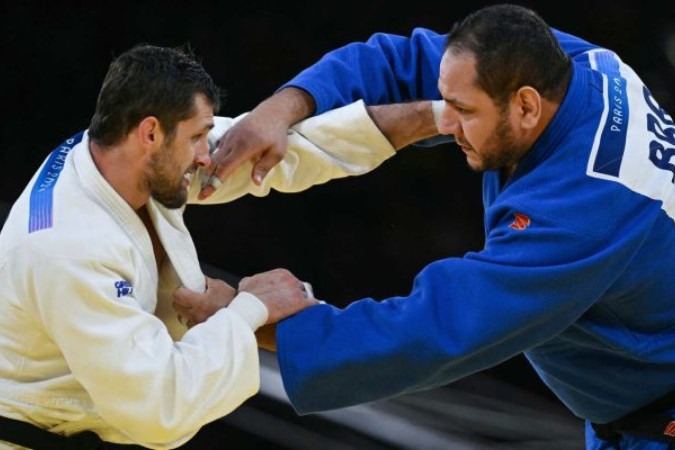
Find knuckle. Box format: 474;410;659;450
269;268;284;276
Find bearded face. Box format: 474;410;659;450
146;137;192;209
141;94;215;209
438;50;532;176
469;107;524;173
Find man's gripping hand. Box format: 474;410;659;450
199;87;315;199
239;268;318;325
172;276;237;328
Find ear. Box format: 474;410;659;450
513;86;541;130
136;116;163;149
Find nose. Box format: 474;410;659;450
194;137;211;168
437;105;460;136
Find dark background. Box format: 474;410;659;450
3;0;675;441
5;0;675;303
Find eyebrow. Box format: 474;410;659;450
446;98;471;109
193;122;214;138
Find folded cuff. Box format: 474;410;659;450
227;291;268;330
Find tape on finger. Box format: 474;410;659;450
209;177;222;189
302;281;314;299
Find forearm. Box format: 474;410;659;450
366;101;440;150
259;87;316;126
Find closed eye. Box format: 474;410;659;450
447;101;470;115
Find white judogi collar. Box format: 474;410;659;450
73;132;205;295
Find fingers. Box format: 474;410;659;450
172;278;237;328
197;145;260;199
197;184;215;200
238;268;319;324
173;286;198;307
172;295;196;328
209;145;284;189
198;111;290;198
238;268;298;296
300;281;314;299
216;144;256;180
197;174;220;200
251;150;285;186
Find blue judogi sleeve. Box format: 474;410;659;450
281;27;446;114
282;28;596;114
274;26;675;424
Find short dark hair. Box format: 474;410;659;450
445;4;571;106
88;44;221;146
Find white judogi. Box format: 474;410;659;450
0;101;394;449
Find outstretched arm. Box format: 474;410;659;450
173;268;318;328
200;28;446;196
366;101;440;150
199;87;315;198
197;98;444;201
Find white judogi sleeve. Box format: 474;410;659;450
0;99;394;449
188;100;396;204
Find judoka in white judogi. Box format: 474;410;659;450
0;101;394;449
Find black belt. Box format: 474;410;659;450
591;390;675;443
0;415;145;449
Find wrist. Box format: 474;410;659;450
269;87;316;125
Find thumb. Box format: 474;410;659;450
173;286;197;303
252;163;268;186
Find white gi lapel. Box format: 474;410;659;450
73;133;159;311
146;201;205;340
145;201;205;293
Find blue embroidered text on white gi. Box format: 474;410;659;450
28;131;85;233
114;280;133;298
